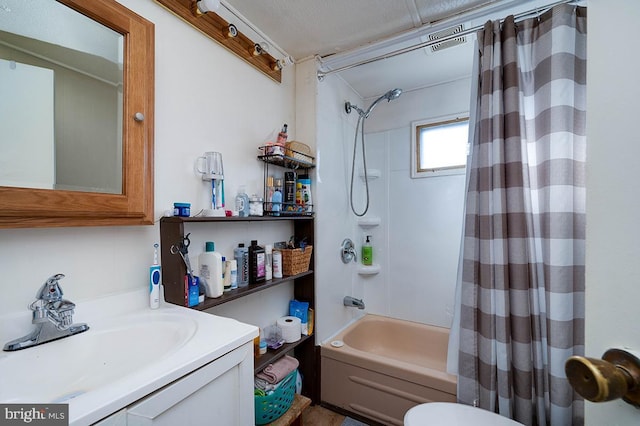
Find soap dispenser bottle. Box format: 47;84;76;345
362;235;373;266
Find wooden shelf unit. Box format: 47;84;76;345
158;214;318;402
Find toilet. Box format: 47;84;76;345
404;402;524;425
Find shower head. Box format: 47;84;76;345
385;88;402;101
364;88;402;118
344;88;403;118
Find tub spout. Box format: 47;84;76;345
344;296;365;310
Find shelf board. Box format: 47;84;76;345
191;270;314;311
162;215;313;224
357;264;381;275
254;333;313;373
357;216;381;227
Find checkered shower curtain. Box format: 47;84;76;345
456;4;587;426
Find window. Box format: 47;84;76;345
411;115;469;178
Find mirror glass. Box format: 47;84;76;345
0;0;124;194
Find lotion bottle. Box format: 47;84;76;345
265;244;273;280
199;241;223;298
149;243;161;309
272;250;283;279
362;235;373;266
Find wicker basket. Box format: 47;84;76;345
279;245;313;276
254;369;297;425
285;141;313;163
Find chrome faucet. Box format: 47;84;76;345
343;296;365;310
3;274;89;351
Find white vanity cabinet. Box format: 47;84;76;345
96;342;254;426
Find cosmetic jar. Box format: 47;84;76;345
173;202;191;217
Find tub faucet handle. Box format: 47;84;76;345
341;239;357;264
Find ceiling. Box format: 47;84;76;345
221;0;559;98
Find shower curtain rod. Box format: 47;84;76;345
316;0;577;81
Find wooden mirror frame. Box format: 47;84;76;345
0;0;154;229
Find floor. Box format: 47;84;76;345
301;405;346;426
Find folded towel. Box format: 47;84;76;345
254;377;276;393
256;355;299;384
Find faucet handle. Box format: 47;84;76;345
36;273;66;302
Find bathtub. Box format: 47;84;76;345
321;314;457;425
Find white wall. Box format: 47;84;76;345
310;76;471;343
310;70;366;343
0;0;296;333
585;1;640;424
357;80;471;327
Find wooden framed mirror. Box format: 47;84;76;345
0;0;154;228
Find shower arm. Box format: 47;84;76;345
346;88;402;118
363;93;391;118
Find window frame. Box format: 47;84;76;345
411;113;469;179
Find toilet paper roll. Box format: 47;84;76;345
277;316;302;343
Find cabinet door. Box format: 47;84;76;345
126;342;254;426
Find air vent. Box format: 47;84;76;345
427;24;466;53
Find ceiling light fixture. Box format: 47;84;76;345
252;42;269;56
273;55;295;70
195;0;220;14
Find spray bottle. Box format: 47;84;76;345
149;243;161;309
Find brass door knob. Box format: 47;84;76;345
565;349;640;407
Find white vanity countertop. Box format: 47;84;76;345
0;288;258;425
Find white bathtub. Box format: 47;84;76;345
321;314;457;425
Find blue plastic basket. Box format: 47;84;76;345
254;369;297;425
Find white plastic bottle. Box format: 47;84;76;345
230;259;238;289
265;244;273;280
199;241;223;298
273;249;283;279
223;258;232;292
235;186;250;217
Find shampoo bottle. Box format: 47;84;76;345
149;243;161;309
298;174;312;212
199;241;223;298
362;235;373;266
271;179;283;216
249;240;266;284
234;243;249;287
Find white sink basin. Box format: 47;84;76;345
0;289;257;425
0;311;197;403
